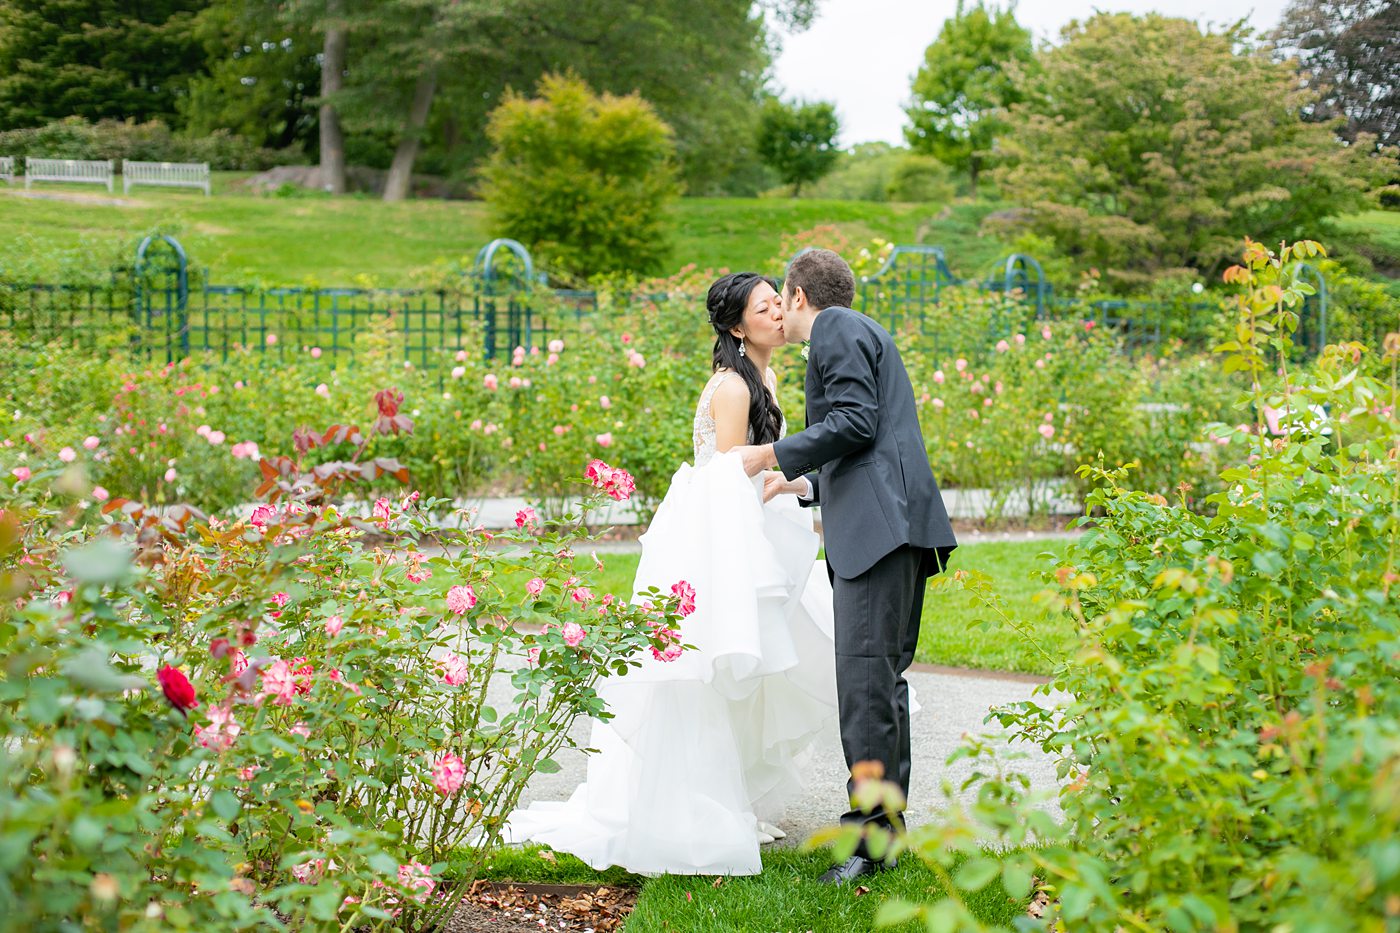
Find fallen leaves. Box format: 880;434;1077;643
456;880;637;933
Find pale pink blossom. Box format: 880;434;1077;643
195;705;242;751
451;366;466;380
397;861;436;902
571;586;594;605
10;467;29;482
431;753;465;795
455;349;468;362
324;614;344;637
266;333;278;346
58;446;76;463
546;353;559;366
932;398;944;409
584;459;636;501
933;370;945;384
1038;424;1055;439
954;358;968;372
91;485;109;501
289;722;311;738
292;858;326;883
548;339;564;353
995;339;1010;353
483;373;498;390
1041;325;1053;340
1044;412;1054;422
526;577;545;597
271;592;290;608
260;660;298;706
651;640;683;663
596;432;613;448
1014;333;1026;345
249;505;276;531
553;424;566;436
671;580;697;617
446;584;477;615
561;622;586;647
1035;359;1046;369
310;346;322;359
628;351;646;368
83;436;100;450
515;507;537;530
207;431;225;445
509;376;523;389
52;590;72;608
315;383;330;398
983;397;993;407
197;424;211;437
599;395;612;410
164;467;177;483
439;653;469;685
526;646;541;665
372;497;392;523
994;381;1003;395
238;765;259;781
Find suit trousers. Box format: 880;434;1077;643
828;544;925;859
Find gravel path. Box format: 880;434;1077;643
493;661;1065;857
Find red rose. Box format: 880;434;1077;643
157;664;199;714
209;638;231;659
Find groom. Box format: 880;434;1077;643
735;248;957;883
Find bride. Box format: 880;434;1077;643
503;272;839;876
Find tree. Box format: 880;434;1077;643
1272;0;1400;149
480;73;679;280
756;98;840;196
904;1;1035;194
993;13;1382;285
0;0;209;130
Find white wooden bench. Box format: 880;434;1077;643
25;157;114;192
0;157;13;183
122;160;211;196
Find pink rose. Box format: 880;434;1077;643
455;349;468;362
324;614;343;637
596;432;613;448
526;646;541;666
670;580;697;617
163;467;177;483
439;653;469;685
431;753;465;795
546;353;559;366
599;395;611;410
548;339;564;353
83;436;100;450
995;339;1010;353
1044;412;1054;422
561;622;586;647
10;467;30;482
446;584;477;615
932;370;945;384
315;383;330;398
1014;333;1025;345
208;430;225;445
266;333;278;346
526;577;545;597
932;398;944;409
1038;424;1055;439
58;447;76;463
91;485;109;501
483;373;498;390
451;366;466;380
372;497;392;523
570;586;593;605
515;507;537;530
954;358;967;372
271;592;290;608
249;505;276;531
1041;325;1053;340
509;376;522;389
311;346;322;358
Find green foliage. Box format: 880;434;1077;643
1272;0;1400;149
756;98;841;197
0;117;303;170
481;74;679;282
0;0;208;130
904;0;1035;192
856;239;1400;932
0;387;692;929
995;13;1384;287
884;153;956;203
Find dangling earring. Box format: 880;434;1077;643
738;336;747;357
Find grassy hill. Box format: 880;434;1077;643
0;173;1007;287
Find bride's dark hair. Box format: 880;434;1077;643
705;272;783;446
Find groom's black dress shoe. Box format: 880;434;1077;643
818;855;896;884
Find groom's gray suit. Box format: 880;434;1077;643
772;304;956;854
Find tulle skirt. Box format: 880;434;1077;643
502;452;839;875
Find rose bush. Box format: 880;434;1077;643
0;389;695;929
836;240;1400;932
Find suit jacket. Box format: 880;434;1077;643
773;306;957;579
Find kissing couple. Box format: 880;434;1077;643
506;247;958;883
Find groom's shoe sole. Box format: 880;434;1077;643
818;856;897;885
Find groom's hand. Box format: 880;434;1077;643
734;444;777;477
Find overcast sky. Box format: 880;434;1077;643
771;1;1286;147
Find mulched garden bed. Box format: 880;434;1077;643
445;880;637;933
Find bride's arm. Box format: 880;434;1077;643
710;376;751;453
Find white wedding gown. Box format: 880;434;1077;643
502;372;839;875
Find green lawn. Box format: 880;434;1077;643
459;844;1029;932
0;176;1008;286
587;537;1073;677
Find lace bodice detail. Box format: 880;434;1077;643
692;370;786;467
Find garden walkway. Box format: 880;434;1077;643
491;638;1066;855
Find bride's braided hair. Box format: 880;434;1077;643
705;272;783;446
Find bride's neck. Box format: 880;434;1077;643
744;346;772;374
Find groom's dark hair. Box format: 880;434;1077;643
785;248;856;311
